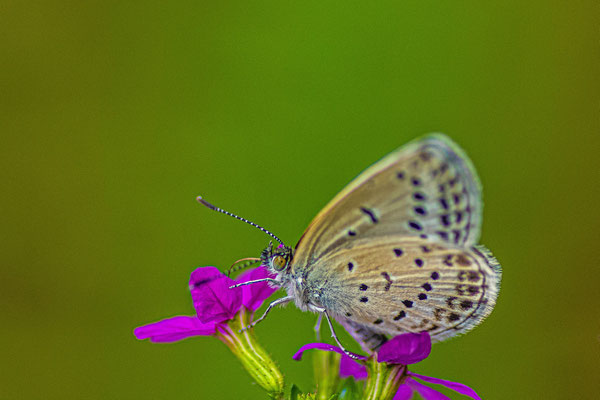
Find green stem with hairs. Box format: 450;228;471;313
216;308;285;400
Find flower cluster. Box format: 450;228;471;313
135;266;484;400
134;266;275;342
294;333;481;400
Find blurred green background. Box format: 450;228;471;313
2;1;598;399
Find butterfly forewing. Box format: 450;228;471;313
308;236;500;341
293;135;483;269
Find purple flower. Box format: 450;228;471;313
134;266;277;342
133;316;216;343
293;332;481;400
238;266;277;312
134;266;284;396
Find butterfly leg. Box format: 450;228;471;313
239;295;293;332
229;278;279;289
314;313;323;340
321;310;362;360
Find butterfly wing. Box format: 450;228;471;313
293;134;482;269
290;134;500;341
310;236;501;342
337;317;389;352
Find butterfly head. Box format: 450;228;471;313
261;242;294;275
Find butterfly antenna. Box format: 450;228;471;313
196;196;285;245
227;257;261;277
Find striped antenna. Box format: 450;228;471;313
196;196;285;245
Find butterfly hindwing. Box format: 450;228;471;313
336;318;388;352
293;134;483;269
304;236;500;342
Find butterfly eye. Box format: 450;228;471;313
272;255;287;271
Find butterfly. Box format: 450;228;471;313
198;134;501;355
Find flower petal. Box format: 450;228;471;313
189;267;242;324
393;384;414;400
377;332;431;365
236;266;278;311
292;342;367;361
134;316;216;343
409;373;482;400
339;353;368;380
407;378;452;400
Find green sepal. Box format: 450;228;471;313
289;384;323;400
363;358;407;400
289;384;302;400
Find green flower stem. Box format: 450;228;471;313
363;358;406;400
216;308;285;400
312;348;341;400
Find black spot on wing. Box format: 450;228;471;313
448;313;461;322
414;206;427;215
460;300;474;310
360;207;378;224
439;198;449;210
393;311;406;321
408;221;422;231
441;214;450;226
436;231;449;241
381;272;392;291
413;192;426;201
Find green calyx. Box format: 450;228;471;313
216;308;285;399
363;358;407;400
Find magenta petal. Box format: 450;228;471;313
377;332;431;365
339;353;368;380
236;266;278;311
409;373;482;400
134;316;216;343
393;384;414;400
292;342;367;361
407;378;452;400
189;267;242;324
